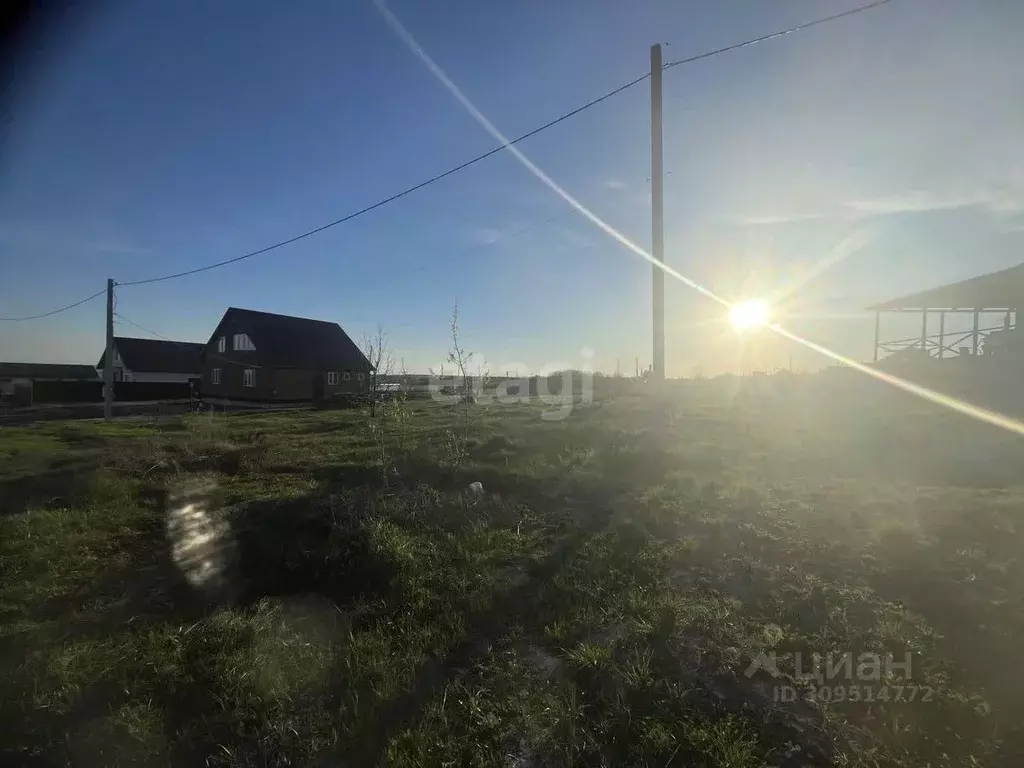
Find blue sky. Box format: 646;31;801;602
2;0;1023;375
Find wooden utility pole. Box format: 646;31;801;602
104;278;114;420
650;43;665;382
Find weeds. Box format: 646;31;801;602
1;387;1023;765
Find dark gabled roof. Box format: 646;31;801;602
867;262;1024;311
205;307;370;369
0;362;99;380
96;337;204;374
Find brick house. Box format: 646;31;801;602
200;307;371;402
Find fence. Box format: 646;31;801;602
26;380;194;404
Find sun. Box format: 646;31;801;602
729;300;771;331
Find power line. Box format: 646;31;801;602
1;1;898;325
113;311;172;341
0;287;107;321
663;0;895;69
117;74;649;287
0;230;548;324
117;0;896;288
115;311;272;370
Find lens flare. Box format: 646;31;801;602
376;0;1024;440
729;300;771;331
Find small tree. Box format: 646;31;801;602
475;358;490;399
443;302;481;458
447;302;474;397
360;326;396;479
390;357;413;461
362;325;394;417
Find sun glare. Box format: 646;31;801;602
729;300;770;331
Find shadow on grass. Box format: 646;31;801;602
867;509;1024;755
0;464;100;518
2;477;404;765
0;437;273;519
1;430;850;766
0;490;206;764
331;525;616;766
313;454;589;514
229;494;397;608
56;426;112;450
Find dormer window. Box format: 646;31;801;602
233;333;255;351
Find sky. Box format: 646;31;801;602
2;0;1024;376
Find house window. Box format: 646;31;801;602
243;368;256;387
217;336;226;353
356;372;365;382
211;368;222;385
341;371;351;381
233;333;255;351
327;372;338;385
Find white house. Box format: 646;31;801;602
96;337;204;384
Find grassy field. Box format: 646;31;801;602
2;375;1023;766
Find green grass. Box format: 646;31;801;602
1;378;1023;766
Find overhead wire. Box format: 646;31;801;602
373;0;727;305
3;208;582;322
115;75;650;286
115;0;897;287
114;311;269;369
113;311;172;341
0;287;107;321
662;0;895;69
374;0;1024;441
0;1;898;318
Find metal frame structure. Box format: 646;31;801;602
868;263;1024;364
872;309;1016;362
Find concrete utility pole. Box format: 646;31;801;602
872;311;880;363
104;278;114;420
650;43;665;381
